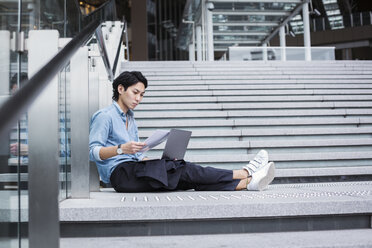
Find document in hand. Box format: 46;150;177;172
139;129;170;153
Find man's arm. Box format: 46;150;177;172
99;141;146;160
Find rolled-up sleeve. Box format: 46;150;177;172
89;111;111;162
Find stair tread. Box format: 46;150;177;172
59;181;372;222
138;127;372;138
185;151;372;163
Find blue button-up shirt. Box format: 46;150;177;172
89;102;144;183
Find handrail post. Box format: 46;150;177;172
28;30;60;248
124;21;130;60
70;47;90;198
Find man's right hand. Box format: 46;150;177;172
121;141;146;154
10;143;29;156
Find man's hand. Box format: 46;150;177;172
121;141;146;154
10;143;29;156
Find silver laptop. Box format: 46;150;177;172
161;129;192;160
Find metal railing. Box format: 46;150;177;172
291;11;372;34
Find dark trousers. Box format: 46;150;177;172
110;159;240;192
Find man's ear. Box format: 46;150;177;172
117;84;124;94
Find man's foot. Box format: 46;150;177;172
243;150;269;176
247;162;275;191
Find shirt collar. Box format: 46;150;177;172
113;101;134;117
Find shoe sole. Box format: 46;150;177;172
257;162;275;191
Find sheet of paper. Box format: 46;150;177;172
139;130;170;153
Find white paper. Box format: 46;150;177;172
139;130;170;153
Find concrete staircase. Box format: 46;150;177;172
59;60;372;247
122;60;372;180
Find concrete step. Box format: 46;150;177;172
146;79;372;85
149;138;372;151
141;95;372;103
145;89;372;97
136;102;372;110
183;151;372;165
60;229;372;248
135;109;372;119
59;181;372;238
147;84;372;91
146;75;372;81
194;66;372;71
142;70;372;76
122;60;372;67
137;117;372;129
139;127;372;140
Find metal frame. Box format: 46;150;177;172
181;0;311;55
261;0;310;45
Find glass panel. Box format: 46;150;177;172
214;25;272;32
213;15;284;22
228;47;335;61
213;2;297;11
59;64;71;201
214;35;266;41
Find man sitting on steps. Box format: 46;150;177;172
89;71;275;192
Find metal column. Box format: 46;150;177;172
206;2;214;61
70;47;90;198
189;44;195;61
279;26;286;61
196;25;202;61
262;43;268;61
184;20;195;61
28;30;60;248
0;31;10;97
302;2;312;61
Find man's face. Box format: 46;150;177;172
118;82;145;112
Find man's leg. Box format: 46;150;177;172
110;162;158;192
177;161;249;191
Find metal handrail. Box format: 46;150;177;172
112;20;127;76
95;24;114;81
0;19;99;140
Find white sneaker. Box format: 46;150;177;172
243;150;269;176
247;162;275;191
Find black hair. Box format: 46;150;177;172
112;71;148;101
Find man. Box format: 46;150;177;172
89;71;275;192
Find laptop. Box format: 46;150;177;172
161;129;192;160
141;129;192;160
